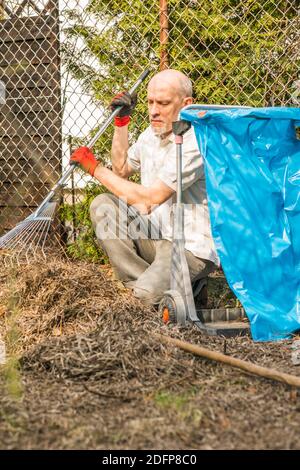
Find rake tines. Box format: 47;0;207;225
0;202;57;266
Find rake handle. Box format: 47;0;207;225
88;68;150;148
61;68;150;187
35;69;150;215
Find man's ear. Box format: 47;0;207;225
183;96;193;106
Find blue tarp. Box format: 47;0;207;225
181;106;300;341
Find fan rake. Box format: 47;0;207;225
0;69;150;266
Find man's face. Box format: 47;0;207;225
147;80;191;136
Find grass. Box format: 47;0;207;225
0;266;23;399
153;389;203;425
154;390;190;410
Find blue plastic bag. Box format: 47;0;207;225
181;106;300;341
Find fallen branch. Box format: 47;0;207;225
156;334;300;388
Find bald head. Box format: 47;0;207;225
147;69;193;136
148;69;193;98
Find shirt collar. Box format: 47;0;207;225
149;126;175;145
149;125;193;144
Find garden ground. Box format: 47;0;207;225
0;258;299;449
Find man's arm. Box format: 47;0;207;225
94;164;174;214
70;146;173;213
70;146;174;213
110;91;137;179
111;124;135;179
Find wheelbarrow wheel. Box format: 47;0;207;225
158;290;187;326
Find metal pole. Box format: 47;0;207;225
159;0;169;70
176;137;183;205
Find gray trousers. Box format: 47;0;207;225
90;193;216;306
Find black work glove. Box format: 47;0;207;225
110;91;137;117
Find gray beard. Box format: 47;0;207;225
151;124;169;136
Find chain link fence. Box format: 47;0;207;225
0;0;299;256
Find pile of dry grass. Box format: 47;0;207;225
0;257;296;379
1;257;207;404
0;258;156;353
0;257;243;398
1;257;300;450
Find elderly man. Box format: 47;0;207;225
71;69;218;305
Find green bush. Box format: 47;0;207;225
60;182;109;263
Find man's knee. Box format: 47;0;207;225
131;280;165;306
90;193;120;243
90;192;116;224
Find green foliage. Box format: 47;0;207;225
60;0;299;259
62;0;299;121
60;182;109;263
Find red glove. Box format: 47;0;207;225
110;91;137;127
70;146;99;176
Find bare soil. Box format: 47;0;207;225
0;258;299;450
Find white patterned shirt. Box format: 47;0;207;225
127;125;219;264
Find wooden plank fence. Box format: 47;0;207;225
0;0;61;233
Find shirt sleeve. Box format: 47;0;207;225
127;139;141;173
157;135;204;191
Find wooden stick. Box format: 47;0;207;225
156;333;300;388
